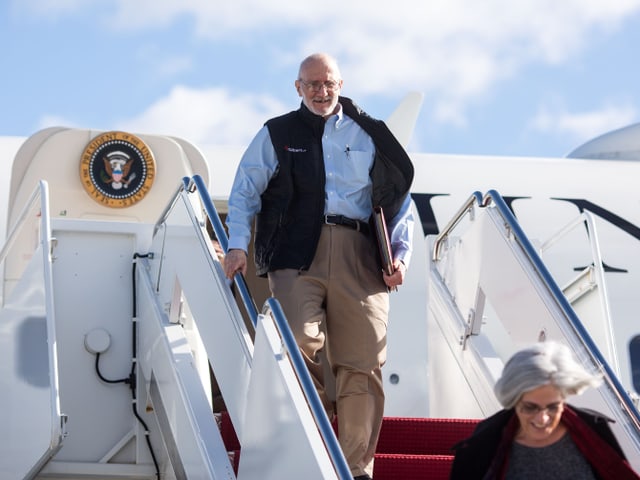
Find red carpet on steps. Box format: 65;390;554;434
373;417;479;479
217;412;479;479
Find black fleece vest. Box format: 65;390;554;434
254;96;414;276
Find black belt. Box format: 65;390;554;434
324;214;369;235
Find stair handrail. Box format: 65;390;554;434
152;176;191;237
481;189;640;434
537;209;619;376
191;174;259;326
0;180;45;268
263;297;352;480
432;191;483;261
0;179;65;478
189;175;351;479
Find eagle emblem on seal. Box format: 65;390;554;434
102;151;136;190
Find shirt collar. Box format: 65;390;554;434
333;103;345;126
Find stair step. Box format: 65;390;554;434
216;411;479;478
376;416;479;455
373;453;455;480
215;411;240;451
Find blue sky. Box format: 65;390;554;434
1;0;640;158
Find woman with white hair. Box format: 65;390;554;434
449;341;640;479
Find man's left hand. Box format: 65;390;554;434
383;260;406;289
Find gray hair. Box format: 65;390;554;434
494;341;602;409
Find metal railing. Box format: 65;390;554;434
0;180;65;478
432;190;483;261
431;188;640;437
537;209;618;374
189;175;352;480
192;174;259;325
0;181;45;270
263;298;352;480
481;189;640;433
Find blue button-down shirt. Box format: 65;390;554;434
227;105;414;266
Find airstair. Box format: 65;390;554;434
2;127;640;478
0;128;352;479
423;190;640;470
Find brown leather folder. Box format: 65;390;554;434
373;206;397;291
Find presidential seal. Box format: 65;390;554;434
80;131;155;208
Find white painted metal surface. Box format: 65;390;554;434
425;192;640;470
239;314;339;480
0;245;63;479
2;119;640;477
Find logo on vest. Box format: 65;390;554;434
285;145;307;153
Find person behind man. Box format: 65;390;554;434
223;52;414;479
449;341;640;480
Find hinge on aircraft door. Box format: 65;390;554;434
50;237;58;262
460;308;475;350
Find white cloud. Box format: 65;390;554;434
24;0;640;94
14;0;640;134
157;0;637;127
33;87;285;147
37;115;80;131
34;87;285;148
530;102;637;144
116;86;287;146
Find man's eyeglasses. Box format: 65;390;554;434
517;401;564;416
299;80;341;92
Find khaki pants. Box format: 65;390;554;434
268;224;389;477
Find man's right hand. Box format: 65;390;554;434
223;249;248;279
